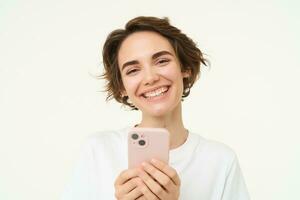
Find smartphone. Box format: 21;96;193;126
128;127;170;169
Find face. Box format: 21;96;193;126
118;31;189;117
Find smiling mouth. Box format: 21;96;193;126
142;86;170;99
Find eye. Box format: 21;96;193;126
126;68;139;75
156;58;170;65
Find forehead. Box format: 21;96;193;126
118;31;175;65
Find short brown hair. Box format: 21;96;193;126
101;16;208;110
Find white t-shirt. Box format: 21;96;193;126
61;127;250;200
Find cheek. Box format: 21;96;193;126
160;66;183;82
161;68;185;96
122;77;140;95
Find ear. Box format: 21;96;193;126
121;90;127;97
182;69;191;78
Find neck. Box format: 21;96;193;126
137;103;188;150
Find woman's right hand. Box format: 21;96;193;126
114;168;145;200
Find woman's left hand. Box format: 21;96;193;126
136;159;181;200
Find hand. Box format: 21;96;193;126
114;168;145;200
137;159;181;200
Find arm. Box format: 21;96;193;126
222;155;250;200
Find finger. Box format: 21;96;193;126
138;168;167;199
136;195;147;200
138;180;159;200
141;162;174;192
117;177;140;195
125;185;143;199
114;168;140;186
150;159;181;186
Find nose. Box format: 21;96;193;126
142;67;160;86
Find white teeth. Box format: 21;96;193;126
143;86;168;98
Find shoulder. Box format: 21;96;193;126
88;128;127;143
80;127;129;152
191;132;238;165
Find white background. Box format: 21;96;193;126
0;0;299;199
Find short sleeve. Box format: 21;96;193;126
222;155;250;200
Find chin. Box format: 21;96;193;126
143;104;174;118
136;88;182;117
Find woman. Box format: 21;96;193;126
62;16;250;200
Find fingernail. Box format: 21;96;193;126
151;158;157;163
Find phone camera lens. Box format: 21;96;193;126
131;133;139;140
138;140;146;146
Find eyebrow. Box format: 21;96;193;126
121;50;174;71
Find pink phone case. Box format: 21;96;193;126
128;127;170;169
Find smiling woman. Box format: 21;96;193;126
118;31;190;118
61;16;250;200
